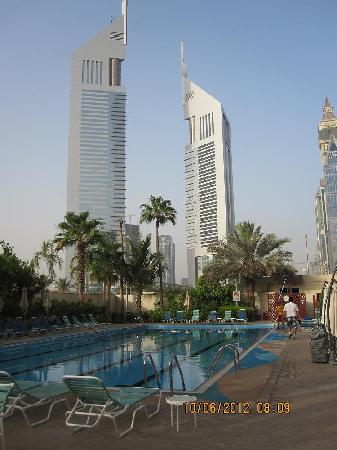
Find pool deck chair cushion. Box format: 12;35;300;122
0;371;70;427
63;375;162;437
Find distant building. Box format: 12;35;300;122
125;223;139;241
181;277;189;287
315;180;330;274
181;43;235;286
315;97;337;273
66;0;128;278
159;235;175;285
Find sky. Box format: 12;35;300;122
1;0;337;281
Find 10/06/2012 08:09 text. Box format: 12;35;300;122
184;402;292;415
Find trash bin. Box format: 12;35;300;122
310;328;329;363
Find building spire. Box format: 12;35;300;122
122;0;127;45
181;41;187;78
322;96;336;121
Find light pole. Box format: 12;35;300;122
305;234;309;275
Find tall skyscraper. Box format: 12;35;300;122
315;97;337;273
66;1;128;276
159;235;176;285
181;44;235;286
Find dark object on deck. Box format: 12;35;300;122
310;328;329;363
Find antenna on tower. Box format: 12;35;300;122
181;41;187;78
122;0;128;45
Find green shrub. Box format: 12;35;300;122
49;299;105;319
149;308;164;322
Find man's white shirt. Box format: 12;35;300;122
284;302;298;318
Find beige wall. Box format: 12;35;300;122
255;275;330;316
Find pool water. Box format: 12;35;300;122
3;327;269;391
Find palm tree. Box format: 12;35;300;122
32;240;62;284
204;221;296;305
126;235;156;313
86;232;123;313
55;278;71;293
140;196;176;308
54;211;102;301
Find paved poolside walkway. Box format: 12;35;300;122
5;328;337;450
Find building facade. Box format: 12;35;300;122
66;1;128;276
181;44;235;286
315;97;337;273
125;223;139;241
159;235;175;286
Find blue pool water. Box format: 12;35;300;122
1;326;271;391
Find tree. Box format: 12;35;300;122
54;211;102;301
204;221;296;305
126;235;157;313
55;278;71;293
0;241;46;314
189;277;235;312
32;240;62;283
140;195;177;308
86;231;123;312
118;219;126;321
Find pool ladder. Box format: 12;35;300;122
208;344;241;375
143;353;186;395
168;354;186;395
143;353;161;389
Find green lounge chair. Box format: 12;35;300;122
208;311;217;323
63;315;79;329
0;383;21;450
30;317;46;335
236;309;248;322
191;310;200;323
63;375;162;437
0;371;70;427
176;311;185;322
223;310;235;323
71;315;89;328
88;314;99;326
162;311;173;323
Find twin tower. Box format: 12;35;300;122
66;1;235;286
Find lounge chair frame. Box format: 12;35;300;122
63;375;162;437
0;371;70;427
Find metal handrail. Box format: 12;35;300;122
135;316;144;324
208;344;241;375
143;353;161;389
168;354;186;395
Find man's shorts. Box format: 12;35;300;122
287;316;297;327
277;315;284;323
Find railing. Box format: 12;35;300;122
135;316;144;325
143;353;161;389
168;354;186;395
208;344;241;375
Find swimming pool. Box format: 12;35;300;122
1;325;272;391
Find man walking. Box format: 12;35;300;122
283;296;300;338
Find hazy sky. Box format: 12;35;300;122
1;0;336;280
